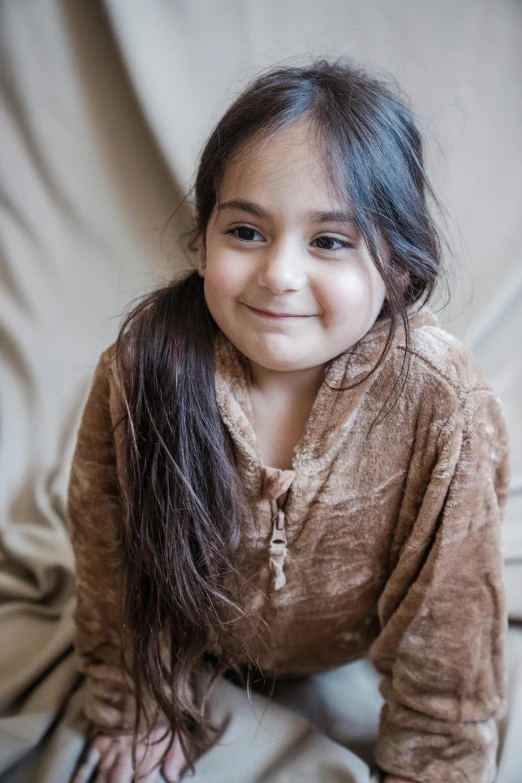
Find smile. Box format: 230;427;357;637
245;305;314;319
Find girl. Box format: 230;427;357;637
68;58;509;783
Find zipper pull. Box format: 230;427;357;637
269;502;288;590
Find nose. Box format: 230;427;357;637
256;237;307;293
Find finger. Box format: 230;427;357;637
163;737;187;782
98;745;118;772
163;763;184;783
108;751;135;783
134;745;169;783
134;762;162;783
72;745;102;783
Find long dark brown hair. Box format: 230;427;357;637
113;57;445;775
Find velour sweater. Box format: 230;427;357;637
66;306;510;783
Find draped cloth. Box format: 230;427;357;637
1;1;522;781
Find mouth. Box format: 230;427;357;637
245;304;314;319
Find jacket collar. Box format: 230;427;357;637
213;306;439;469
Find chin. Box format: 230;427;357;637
247;351;300;372
239;343;305;372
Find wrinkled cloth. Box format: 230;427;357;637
67;307;510;783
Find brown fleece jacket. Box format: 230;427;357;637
67;306;510;783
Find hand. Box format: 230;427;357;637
71;726;189;783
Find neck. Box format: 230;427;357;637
247;359;328;402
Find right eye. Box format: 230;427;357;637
225;226;264;242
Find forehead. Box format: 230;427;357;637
218;119;347;209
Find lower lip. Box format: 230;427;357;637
245;305;312;320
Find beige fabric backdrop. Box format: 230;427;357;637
0;1;521;781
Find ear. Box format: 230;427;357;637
196;233;206;278
384;268;410;301
398;268;410;294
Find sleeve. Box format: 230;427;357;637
369;388;510;783
66;349;159;734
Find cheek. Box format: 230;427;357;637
318;265;386;322
204;250;246;299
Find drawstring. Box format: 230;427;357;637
260;466;296;591
269;500;288;590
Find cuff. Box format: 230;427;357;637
373;702;499;783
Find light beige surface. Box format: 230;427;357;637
0;1;521;781
2;632;522;782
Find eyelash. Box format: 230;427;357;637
224;226;354;251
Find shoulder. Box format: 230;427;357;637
83;340;125;429
390;316;507;455
373;310;507;447
374;315;509;497
400;316;494;406
96;340;124;398
99;340;118;372
404;321;509;502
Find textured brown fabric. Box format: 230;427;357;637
66;307;510;783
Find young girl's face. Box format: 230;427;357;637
198;118;387;375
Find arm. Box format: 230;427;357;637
67;348;137;731
68;349;194;780
370;389;510;783
67;348;170;733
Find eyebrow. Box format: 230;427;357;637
218;199;357;226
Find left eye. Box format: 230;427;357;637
312;236;351;251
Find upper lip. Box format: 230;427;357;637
247;304;311;316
